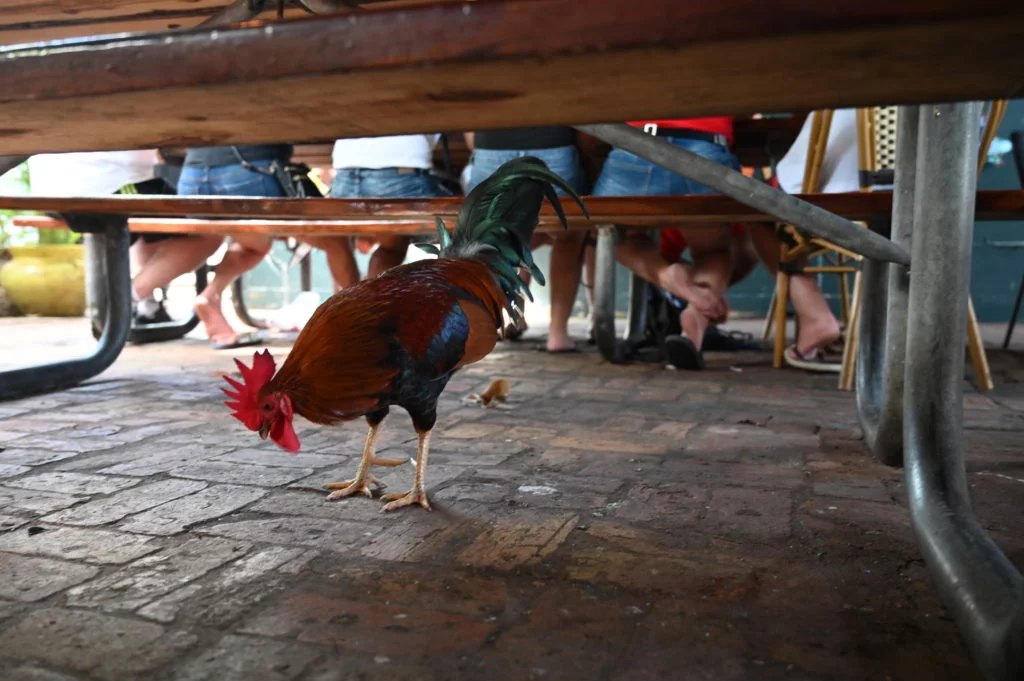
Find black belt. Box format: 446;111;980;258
639;123;729;148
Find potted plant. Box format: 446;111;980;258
0;163;86;317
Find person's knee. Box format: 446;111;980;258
374;235;410;254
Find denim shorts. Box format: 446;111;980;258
330;168;450;199
177;160;286;197
593;138;741;196
466;146;589;197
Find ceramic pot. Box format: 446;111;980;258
0;245;86;316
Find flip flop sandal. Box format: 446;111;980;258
212;331;265;351
702;327;762;352
664;335;706;371
783;345;842;373
533;344;582;354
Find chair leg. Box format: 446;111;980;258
838;256;851;326
966;297;994;391
772;270;789;368
839;270;863;391
1003;271;1024;349
762;287;777;340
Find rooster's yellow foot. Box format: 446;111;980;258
324;474;385;500
380;488;431;512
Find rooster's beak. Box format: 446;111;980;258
258;422;271;440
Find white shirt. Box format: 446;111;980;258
775;109;860;195
28;150;160;196
331;134;440;170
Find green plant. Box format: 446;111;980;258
0;162;80;247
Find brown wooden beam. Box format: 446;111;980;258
0;0;432;46
5;191;1024;232
0;0;1020;156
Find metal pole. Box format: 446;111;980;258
856;106;916;467
904;101;1023;681
0;223;131;400
592;224;626;363
575;123;911;266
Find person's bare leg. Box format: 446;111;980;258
133;235;222;300
130;239;161;275
545;231;585;351
748;224;841;357
615;230;723;319
367;235;411;278
301;236;359;291
677;225;734;351
195;234;272;345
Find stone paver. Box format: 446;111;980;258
0;525;158;564
0;318;1020;681
4;471;138;496
41;479;209;526
119;484;266;535
0;553;99;601
65;537;250;612
171;634;320;681
1;608;194;681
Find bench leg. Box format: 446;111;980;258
86;232;207;345
592;225;649;363
855;106;915;465
127;266;208;344
231;276;270;330
0;222;131;401
904;101;1023;681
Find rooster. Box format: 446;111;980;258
222;157;588;511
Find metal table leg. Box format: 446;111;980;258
231;276;269;330
75;212;207;345
0;222;131;401
856;105;916;467
127;266;208;344
592;224;649;363
904;102;1023;681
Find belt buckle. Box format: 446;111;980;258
642;123;658;136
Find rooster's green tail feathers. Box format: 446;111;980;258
416;156;588;317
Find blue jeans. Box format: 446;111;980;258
177;160;286;197
593;138;740;197
330;168;449;199
466;146;589;196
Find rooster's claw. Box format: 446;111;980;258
324;475;384;500
380;488;432;512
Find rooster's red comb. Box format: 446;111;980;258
222;349;277;430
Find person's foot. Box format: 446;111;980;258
133;300;172;326
794;315;842;361
194;291;242;347
659;263;725;320
546;326;577;353
680;306;710;352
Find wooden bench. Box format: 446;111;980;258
9;191;1024;233
13;187;1024;341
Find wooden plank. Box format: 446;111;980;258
0;0;1020;156
0;0;441;46
7;191;1024;237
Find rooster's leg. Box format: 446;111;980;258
381;429;432;512
324;422;387;499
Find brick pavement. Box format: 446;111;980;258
0;320;1022;680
